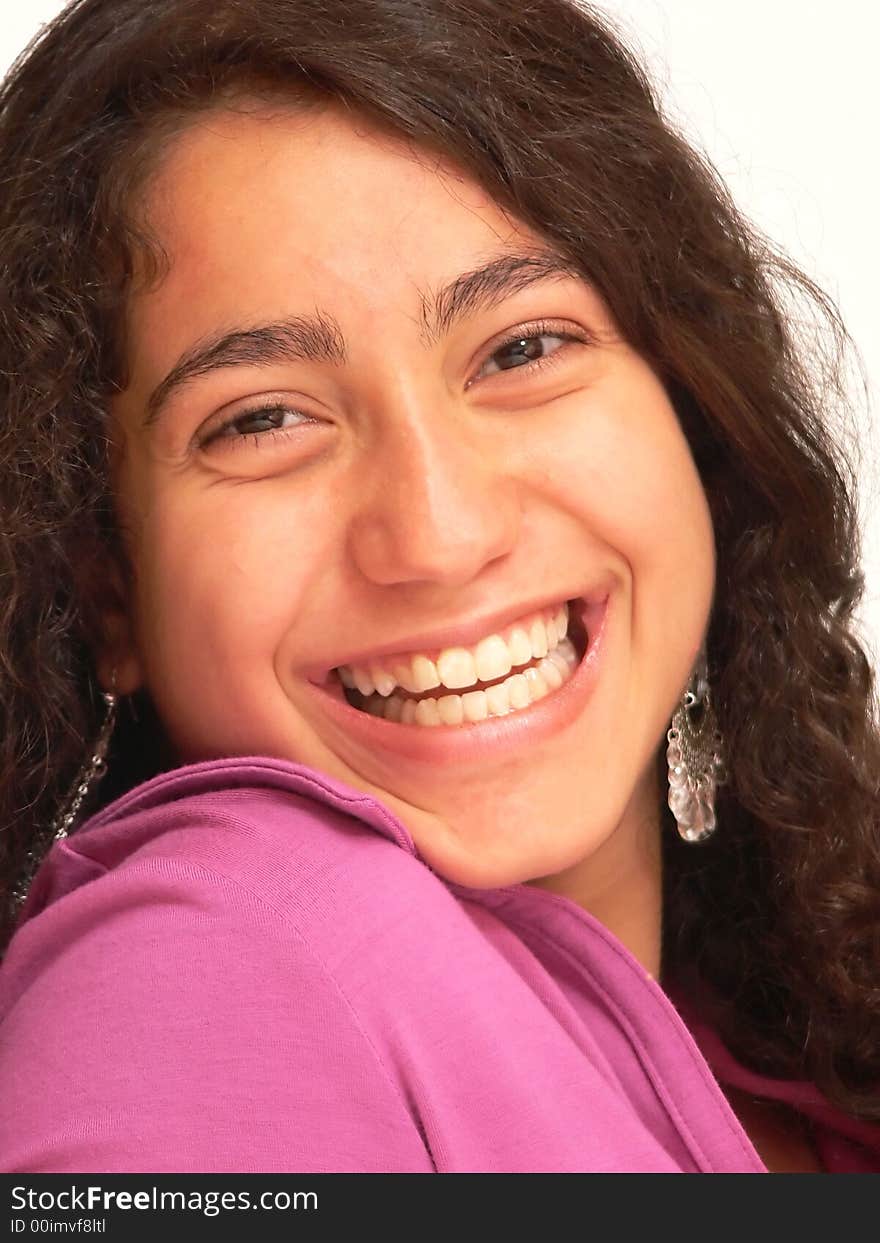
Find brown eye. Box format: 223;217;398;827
198;402;318;450
216;406;296;438
477;328;585;380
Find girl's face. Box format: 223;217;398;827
102;103;716;895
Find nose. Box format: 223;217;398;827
346;388;520;589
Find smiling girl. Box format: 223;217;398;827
0;0;878;1173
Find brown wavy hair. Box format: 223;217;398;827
1;0;879;1119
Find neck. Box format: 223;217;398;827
524;759;664;978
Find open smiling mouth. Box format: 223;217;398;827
335;599;591;728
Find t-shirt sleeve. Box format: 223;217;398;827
0;855;434;1173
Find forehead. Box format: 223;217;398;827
117;101;572;409
131;102;534;324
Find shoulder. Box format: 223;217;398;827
4;759;469;1010
30;757;457;964
0;763;450;1172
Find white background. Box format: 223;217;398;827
3;1;878;668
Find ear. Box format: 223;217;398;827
81;547;145;697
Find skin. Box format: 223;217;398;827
96;101;717;981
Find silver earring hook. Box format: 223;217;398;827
10;668;122;917
666;649;728;844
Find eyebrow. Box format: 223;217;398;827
141;247;583;428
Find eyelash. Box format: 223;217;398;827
197;319;589;452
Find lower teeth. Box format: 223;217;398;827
348;635;582;726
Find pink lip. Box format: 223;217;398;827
302;594;610;766
305;587;611;683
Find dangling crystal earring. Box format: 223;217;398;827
666;648;728;843
10;669;120;915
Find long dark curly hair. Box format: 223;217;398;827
1;0;878;1118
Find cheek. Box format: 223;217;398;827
529;381;711;551
125;493;314;761
528;379;715;663
129;486;316;678
615;421;716;694
621;432;714;571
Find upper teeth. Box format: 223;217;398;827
337;603;569;698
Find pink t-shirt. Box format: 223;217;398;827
1;755;877;1172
